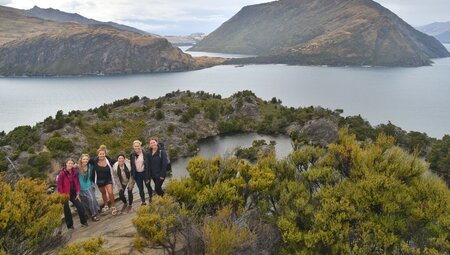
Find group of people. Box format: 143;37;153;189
56;137;169;229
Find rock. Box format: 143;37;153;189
300;119;339;147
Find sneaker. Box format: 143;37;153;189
121;204;127;213
126;205;132;213
141;202;147;206
68;226;74;230
81;222;89;227
92;215;100;221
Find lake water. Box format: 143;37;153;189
170;133;293;179
0;44;449;138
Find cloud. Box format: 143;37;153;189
4;0;450;34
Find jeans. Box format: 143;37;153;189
64;194;87;228
135;172;152;203
119;184;133;205
152;177;165;196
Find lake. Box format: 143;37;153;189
170;133;293;179
0;44;449;138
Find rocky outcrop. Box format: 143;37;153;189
291;119;339;147
0;6;220;76
192;0;450;66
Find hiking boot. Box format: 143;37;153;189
81;222;89;227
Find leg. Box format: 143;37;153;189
145;178;153;202
105;184;115;207
119;189;127;205
98;186;108;208
153;178;165;196
127;189;134;206
63;200;73;228
70;196;87;225
135;172;146;203
79;191;92;218
89;187;100;216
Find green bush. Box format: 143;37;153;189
218;119;244;134
2;126;39;151
0;151;8;172
0;178;64;254
46;135;74;152
155;110;165;120
92;122;114;134
167;123;176;134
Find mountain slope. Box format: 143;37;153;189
192;0;449;66
417;21;450;43
0;6;220;76
25;6;156;36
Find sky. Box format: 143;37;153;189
2;0;450;35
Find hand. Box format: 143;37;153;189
160;177;165;180
76;194;81;201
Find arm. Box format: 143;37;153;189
112;163;122;192
57;172;63;193
74;169;81;194
161;150;169;179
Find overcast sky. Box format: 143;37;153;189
2;0;450;35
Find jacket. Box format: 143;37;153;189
130;151;151;179
57;168;81;196
112;159;135;192
149;148;168;179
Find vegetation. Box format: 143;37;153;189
56;238;115;255
46;134;74;153
133;130;450;254
0;178;64;254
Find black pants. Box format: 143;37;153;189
64;194;87;228
135;172;152;203
152;177;165;196
119;184;133;205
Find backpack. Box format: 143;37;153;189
158;143;172;172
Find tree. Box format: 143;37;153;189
0;178;64;254
133;196;184;255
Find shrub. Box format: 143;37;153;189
0;178;64;254
133;196;183;255
56;237;114;255
46;135;74;152
155;110;165;120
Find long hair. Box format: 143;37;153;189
79;154;90;177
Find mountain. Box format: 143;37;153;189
417;21;450;43
191;0;449;67
165;33;206;46
24;6;157;36
0;6;221;76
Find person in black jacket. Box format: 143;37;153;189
130;140;152;205
148;137;168;197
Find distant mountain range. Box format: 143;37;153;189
165;33;206;46
0;6;220;76
192;0;449;67
417;21;450;43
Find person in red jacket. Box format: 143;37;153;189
57;158;88;229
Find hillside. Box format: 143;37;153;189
191;0;449;66
0;6;221;76
417;21;450;43
24;6;156;36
